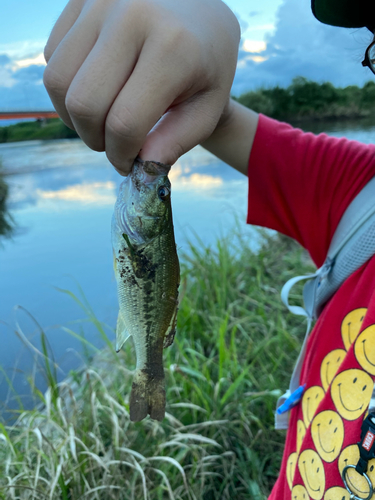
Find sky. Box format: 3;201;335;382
0;0;373;110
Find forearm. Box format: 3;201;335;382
201;99;259;177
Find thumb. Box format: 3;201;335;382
138;93;225;165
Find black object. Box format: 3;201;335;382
356;412;375;475
311;0;375;30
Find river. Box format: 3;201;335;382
0;118;375;420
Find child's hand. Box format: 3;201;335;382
43;0;240;174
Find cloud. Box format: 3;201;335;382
12;64;45;82
0;48;49;110
0;54;11;66
0;41;46;60
231;0;373;95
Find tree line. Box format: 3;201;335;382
233;77;375;121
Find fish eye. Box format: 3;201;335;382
158;185;170;201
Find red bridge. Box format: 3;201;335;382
0;111;59;120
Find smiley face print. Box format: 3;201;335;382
338;445;375;499
320;349;346;392
291;484;309;500
311;410;344;462
355;324;375;375
287;452;298;490
341;308;367;351
331;369;373;420
323;486;350;500
302;386;325;427
298;449;325;500
297;419;306;454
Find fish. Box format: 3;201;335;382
111;157;180;422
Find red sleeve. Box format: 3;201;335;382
247;114;375;267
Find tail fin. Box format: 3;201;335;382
129;369;166;422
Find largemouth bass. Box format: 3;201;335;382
112;158;180;422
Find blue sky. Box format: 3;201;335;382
0;0;373;110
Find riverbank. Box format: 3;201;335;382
0;118;78;143
0;230;313;499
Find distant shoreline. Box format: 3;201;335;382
0;118;79;143
234;77;375;123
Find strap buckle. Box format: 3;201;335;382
342;465;373;500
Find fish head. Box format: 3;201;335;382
114;158;172;245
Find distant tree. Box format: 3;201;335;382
361;81;375;106
234;77;375;121
235;90;274;116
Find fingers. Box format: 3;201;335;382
43;15;99;129
103;35;202;174
61;16;143;151
139;91;225;166
44;0;86;62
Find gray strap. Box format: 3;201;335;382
328;175;375;259
276;175;375;430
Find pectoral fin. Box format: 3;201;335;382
116;310;131;352
163;305;178;348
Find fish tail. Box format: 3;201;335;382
129;369;165;422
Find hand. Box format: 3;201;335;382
44;0;240;175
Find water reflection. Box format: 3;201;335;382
0;169;13;238
292;116;375;143
37;181;116;204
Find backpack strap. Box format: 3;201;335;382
275;175;375;430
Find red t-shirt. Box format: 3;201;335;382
247;114;375;500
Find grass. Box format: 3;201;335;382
0;230;315;499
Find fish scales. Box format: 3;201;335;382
112;158;180;422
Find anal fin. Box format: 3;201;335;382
116;310;131;352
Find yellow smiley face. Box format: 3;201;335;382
298;449;325;500
323;486;350;500
320;349;346;392
338;445;375;499
341;308;367;351
287;452;298;490
331;369;372;420
291;484;309;500
297;419;306;454
355;324;375;375
302;386;325;427
311;410;344;463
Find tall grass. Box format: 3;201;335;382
0;230;314;499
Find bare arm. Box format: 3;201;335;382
201;99;259;177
